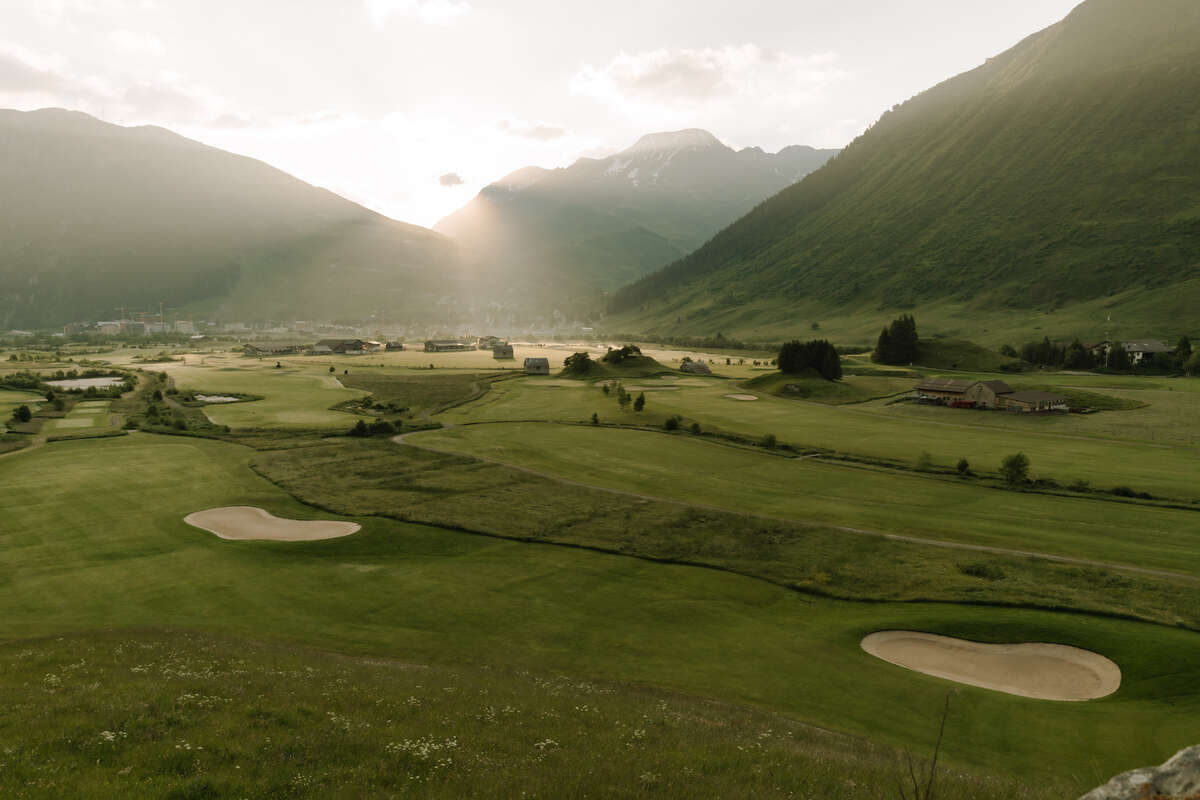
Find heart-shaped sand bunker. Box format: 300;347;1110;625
861;630;1120;701
184;506;360;541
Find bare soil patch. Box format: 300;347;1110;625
184;506;360;541
861;631;1120;701
724;394;759;401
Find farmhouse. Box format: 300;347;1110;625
425;339;475;352
965;379;1013;409
493;343;515;359
914;378;976;406
1122;340;1172;365
477;335;504;350
680;360;712;375
242;342;305;357
1088;339;1172;365
524;357;550;375
1001;390;1068;413
314;338;375;355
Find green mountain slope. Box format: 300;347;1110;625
607;0;1200;345
0;109;463;328
435;130;837;301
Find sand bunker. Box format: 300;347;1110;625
184;506;360;542
861;631;1120;701
724;394;758;401
195;394;242;403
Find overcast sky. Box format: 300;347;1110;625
1;0;1082;227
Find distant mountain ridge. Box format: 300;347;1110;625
607;0;1200;343
434;130;839;303
0;108;463;328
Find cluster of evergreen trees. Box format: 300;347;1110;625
777;339;842;381
872;315;919;364
1016;336;1195;372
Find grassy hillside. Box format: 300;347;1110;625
0;109;464;328
3;433;1198;793
4;630;1051;799
608;0;1200;343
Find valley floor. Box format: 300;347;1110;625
2;344;1199;797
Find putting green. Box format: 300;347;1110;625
0;432;1198;790
158;363;366;429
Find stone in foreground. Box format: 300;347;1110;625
1080;745;1200;800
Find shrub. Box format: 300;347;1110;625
602;344;642;364
11;404;31;423
690;422;701;435
915;451;934;471
1111;486;1154;500
959;562;1006;581
664;416;680;431
633;393;645;412
349;420;370;437
761;433;777;449
563;352;593;375
368;420;396;436
591;412;599;425
955;458;970;475
1000;452;1030;484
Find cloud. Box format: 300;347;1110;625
438;172;464;186
0;42;246;127
0;42;103;103
496;119;568;141
571;45;846;110
107;29;165;55
30;0;160;28
363;0;471;27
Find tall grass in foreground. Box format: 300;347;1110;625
0;631;1052;799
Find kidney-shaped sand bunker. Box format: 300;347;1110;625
861;630;1121;701
184;506;360;542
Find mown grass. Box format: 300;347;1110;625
409;422;1200;575
448;375;1200;500
1010;384;1146;411
744;371;913;404
157;361;366;430
3;433;1199;790
339;369;508;417
0;630;1047;800
255;437;1200;630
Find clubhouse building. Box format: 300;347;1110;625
913;378;1067;412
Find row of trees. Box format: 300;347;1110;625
872;314;919;365
777;339;843;381
1011;336;1195;372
